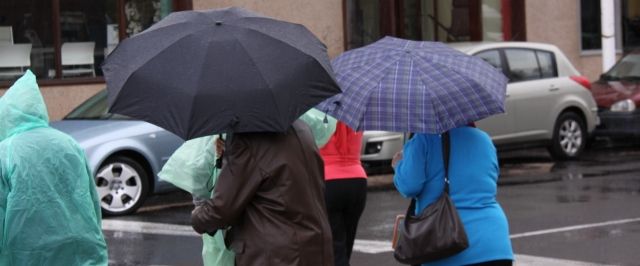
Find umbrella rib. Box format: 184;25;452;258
341;59;398;131
225;25;283;124
392;61;400;132
415;57;495;124
236;19;334;74
334;49;403;75
206;24;299;131
407;59;414;132
337;55;402;130
111;23;210;103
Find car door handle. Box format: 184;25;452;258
549;86;560;92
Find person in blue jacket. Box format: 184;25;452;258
392;125;513;266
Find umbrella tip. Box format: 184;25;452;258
215;21;223;26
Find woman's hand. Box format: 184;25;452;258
391;151;403;169
215;137;225;157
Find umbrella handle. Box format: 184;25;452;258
215;134;225;169
215;153;223;169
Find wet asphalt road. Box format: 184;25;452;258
103;139;640;266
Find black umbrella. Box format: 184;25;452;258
102;7;340;140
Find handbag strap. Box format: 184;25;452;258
406;131;451;215
442;131;450;193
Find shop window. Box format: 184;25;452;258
0;1;53;81
345;0;381;50
0;0;183;83
580;0;602;50
579;0;640;52
345;0;504;50
622;0;640;52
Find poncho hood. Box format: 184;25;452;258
0;70;49;141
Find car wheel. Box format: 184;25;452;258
95;156;150;216
548;112;587;160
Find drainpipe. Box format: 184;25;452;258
601;0;616;72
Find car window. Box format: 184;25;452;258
505;49;542;82
604;54;640;80
65;89;130;120
475;50;502;71
536;50;557;78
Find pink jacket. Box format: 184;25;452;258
319;122;367;180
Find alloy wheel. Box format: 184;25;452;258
95;161;144;214
558;119;583;157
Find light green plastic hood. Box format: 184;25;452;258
0;70;49;141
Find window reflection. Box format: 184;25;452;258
0;0;174;82
125;0;172;37
58;0;114;78
0;1;53;80
346;0;503;50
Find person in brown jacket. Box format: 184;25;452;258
191;120;334;266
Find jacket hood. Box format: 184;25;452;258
0;70;49;141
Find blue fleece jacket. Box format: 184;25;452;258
394;126;513;265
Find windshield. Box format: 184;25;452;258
65;90;131;120
603;54;640;80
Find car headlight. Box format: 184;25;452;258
364;141;383;155
610;99;636;112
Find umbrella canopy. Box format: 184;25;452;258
103;7;340;140
316;36;507;134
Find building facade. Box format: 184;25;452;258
1;0;638;120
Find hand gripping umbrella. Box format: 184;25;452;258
103;7;341;140
316;36;507;134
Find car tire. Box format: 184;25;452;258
548;112;587;160
95;156;150;216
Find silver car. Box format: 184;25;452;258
50;90;184;216
361;42;599;164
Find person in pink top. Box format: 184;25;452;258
319;121;368;266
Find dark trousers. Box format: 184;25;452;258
324;178;367;266
467;260;513;266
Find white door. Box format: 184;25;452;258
503;48;560;141
473;49;516;145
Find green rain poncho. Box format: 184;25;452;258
0;71;108;266
159;108;336;266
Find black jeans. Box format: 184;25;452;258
466;260;513;266
324;178;367;266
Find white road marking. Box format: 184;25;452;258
103;217;638;265
102;220;198;237
509;217;640;239
353;239;394;253
513;254;614;266
136;201;193;213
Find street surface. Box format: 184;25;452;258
103;139;640;266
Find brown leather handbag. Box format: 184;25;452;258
393;132;469;265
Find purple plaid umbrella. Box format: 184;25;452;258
316;36;507;134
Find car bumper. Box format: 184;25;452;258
593;109;640;137
360;131;404;162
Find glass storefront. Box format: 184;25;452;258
346;0;507;50
622;0;640;52
581;0;640;53
0;0;178;82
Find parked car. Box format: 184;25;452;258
360;131;405;170
590;51;640;138
360;42;599;165
50;90;184;216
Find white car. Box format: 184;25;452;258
361;42;599;165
